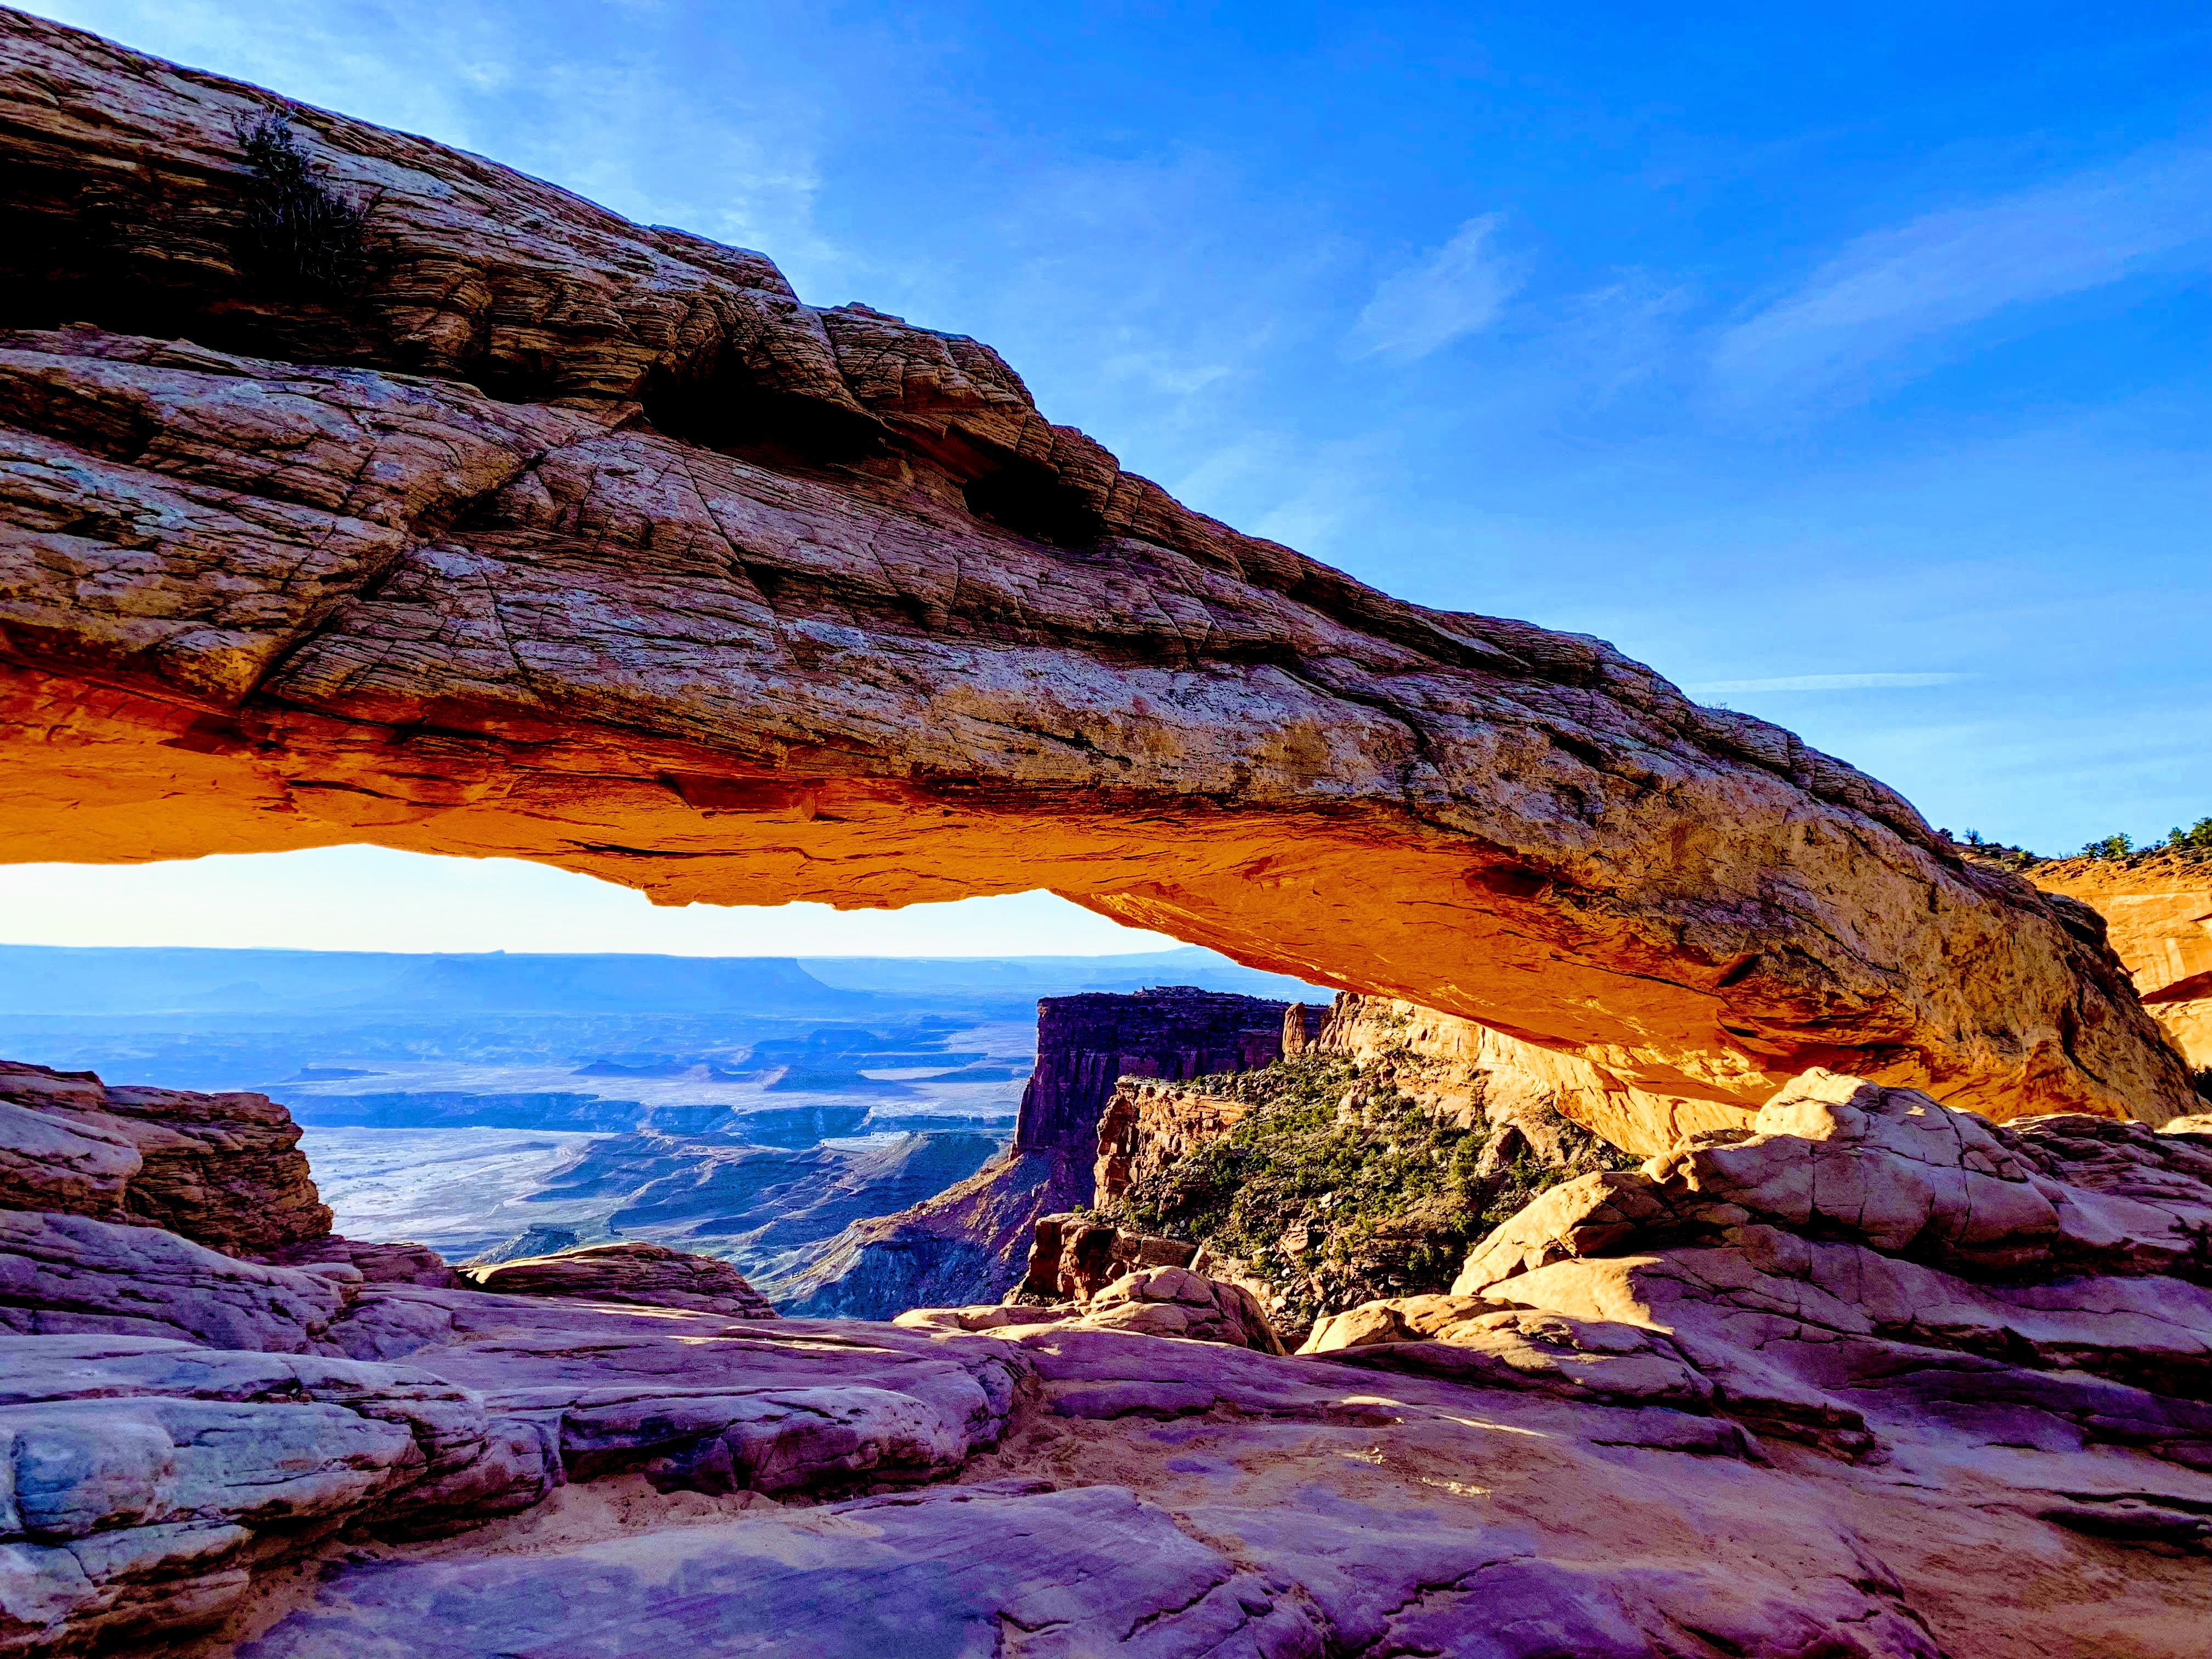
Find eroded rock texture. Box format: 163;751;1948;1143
4;1063;2212;1657
0;1060;329;1254
0;10;2194;1127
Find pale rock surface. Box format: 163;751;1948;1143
0;10;2195;1131
0;1062;328;1253
264;1236;456;1288
2039;855;2212;1066
9;1097;2212;1656
232;1481;1328;1659
459;1240;775;1319
1313;991;1737;1155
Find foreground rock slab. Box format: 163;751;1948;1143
0;9;2194;1129
234;1481;1324;1659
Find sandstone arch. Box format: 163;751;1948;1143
0;12;2192;1128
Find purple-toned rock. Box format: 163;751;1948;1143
0;1060;329;1254
460;1241;774;1318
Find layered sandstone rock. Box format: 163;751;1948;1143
905;1263;1288;1356
0;1059;330;1252
8;1063;2212;1655
2039;854;2212;1069
0;10;2194;1130
460;1240;776;1319
1093;1080;1252;1199
1012;988;1291;1164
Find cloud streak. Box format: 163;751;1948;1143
1347;213;1521;360
1712;144;2212;405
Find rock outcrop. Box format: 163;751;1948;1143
907;1262;1288;1356
1094;1080;1254;1199
0;10;2194;1130
1306;1072;2212;1476
0;1060;329;1253
2040;854;2212;1069
774;988;1295;1317
1312;991;1739;1155
1012;987;1293;1164
460;1240;776;1320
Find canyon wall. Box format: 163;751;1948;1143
2039;856;2212;1071
785;987;1293;1316
0;10;2194;1130
1012;987;1291;1160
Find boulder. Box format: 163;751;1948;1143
1008;1212;1206;1304
460;1242;775;1319
1454;1070;2212;1294
265;1235;458;1288
909;1261;1286;1356
0;1060;329;1253
1434;1069;2212;1470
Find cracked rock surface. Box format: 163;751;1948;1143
0;9;2196;1127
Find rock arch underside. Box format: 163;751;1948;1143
7;16;2212;1659
0;14;2192;1131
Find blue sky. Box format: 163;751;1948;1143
8;1;2210;954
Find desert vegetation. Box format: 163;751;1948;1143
1096;1052;1637;1334
234;112;374;296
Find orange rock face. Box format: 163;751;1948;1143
2039;856;2212;1071
0;12;2194;1127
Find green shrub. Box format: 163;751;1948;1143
1098;1052;1638;1335
234;112;373;297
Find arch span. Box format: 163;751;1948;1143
0;11;2191;1127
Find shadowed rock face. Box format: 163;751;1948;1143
0;9;2193;1127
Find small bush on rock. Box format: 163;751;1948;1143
234;112;373;297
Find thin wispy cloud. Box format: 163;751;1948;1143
1347;213;1522;361
1686;673;1972;694
1712;143;2212;405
